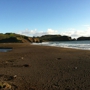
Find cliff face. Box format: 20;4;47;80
33;38;40;43
0;33;31;43
0;37;22;43
39;35;72;41
2;33;90;43
0;33;41;43
77;37;90;40
0;33;74;43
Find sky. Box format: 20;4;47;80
0;0;90;38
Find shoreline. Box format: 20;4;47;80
0;43;90;90
32;40;90;51
32;43;90;52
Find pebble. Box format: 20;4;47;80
75;67;77;69
21;57;24;59
13;75;17;78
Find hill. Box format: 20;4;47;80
0;33;40;43
39;35;73;42
0;33;77;43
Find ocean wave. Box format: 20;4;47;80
32;41;90;50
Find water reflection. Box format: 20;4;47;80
0;47;12;52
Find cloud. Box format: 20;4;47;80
61;27;90;38
17;26;90;39
20;29;37;35
47;29;58;34
17;29;58;37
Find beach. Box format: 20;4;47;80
0;43;90;90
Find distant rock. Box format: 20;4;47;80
0;33;78;43
28;37;34;43
77;37;90;40
60;36;72;41
39;35;72;41
33;37;40;43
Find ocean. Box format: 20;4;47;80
32;40;90;50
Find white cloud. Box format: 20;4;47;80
18;29;37;36
61;26;90;38
17;26;90;39
17;29;58;37
47;29;58;34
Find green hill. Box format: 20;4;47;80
0;33;75;43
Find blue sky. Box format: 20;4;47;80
0;0;90;38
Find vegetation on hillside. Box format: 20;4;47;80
0;33;41;43
1;32;90;43
0;33;30;43
39;35;72;42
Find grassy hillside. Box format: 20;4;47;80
0;33;76;43
0;33;30;43
39;35;72;41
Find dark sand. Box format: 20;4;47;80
0;43;90;90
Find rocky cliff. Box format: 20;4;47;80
77;37;90;40
39;35;72;41
0;33;75;43
0;33;41;43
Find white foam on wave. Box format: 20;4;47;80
32;41;90;50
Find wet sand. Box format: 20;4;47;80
0;43;90;90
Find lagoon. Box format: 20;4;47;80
0;48;12;52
